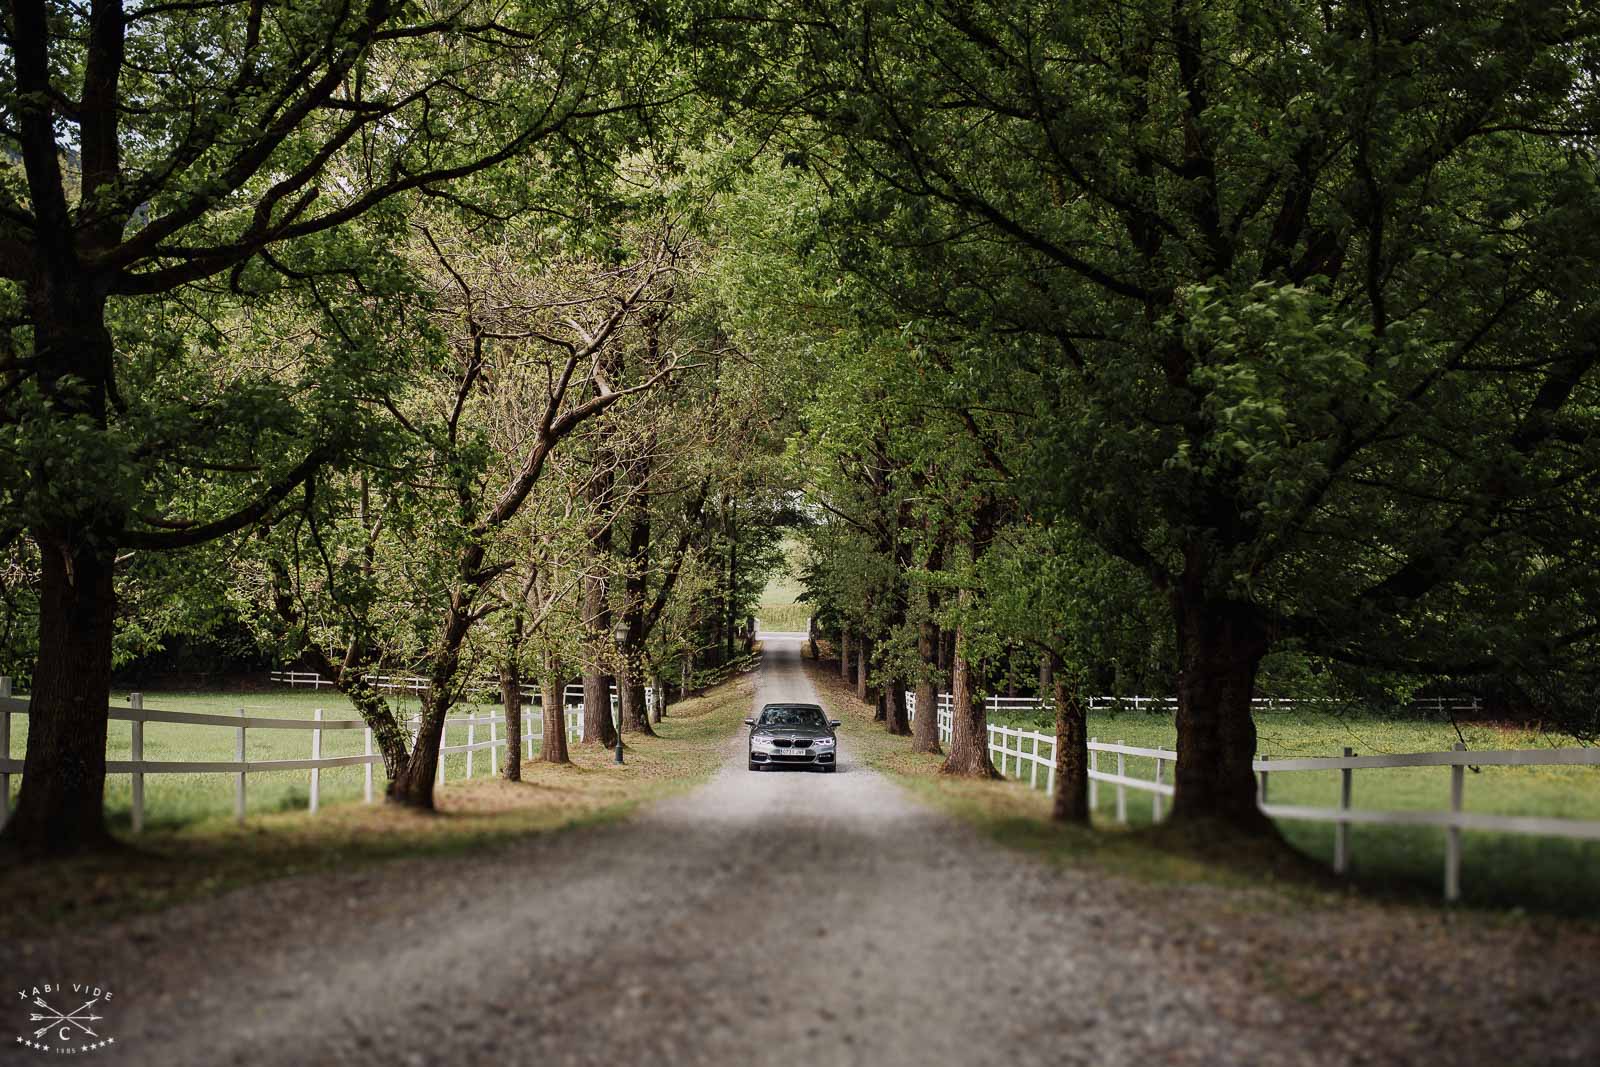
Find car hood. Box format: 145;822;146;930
752;725;832;739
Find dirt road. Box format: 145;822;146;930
5;638;1594;1065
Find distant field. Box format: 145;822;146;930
756;602;812;632
756;536;811;632
2;688;554;830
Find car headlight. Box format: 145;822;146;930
813;737;835;748
750;736;775;751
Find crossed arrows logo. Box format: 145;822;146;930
28;995;102;1041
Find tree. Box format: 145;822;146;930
0;0;670;852
257;218;687;807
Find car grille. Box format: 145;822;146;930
771;738;811;748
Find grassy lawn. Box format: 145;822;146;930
0;673;753;937
806;646;1600;918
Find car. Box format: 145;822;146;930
744;703;841;772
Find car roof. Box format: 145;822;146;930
760;702;823;711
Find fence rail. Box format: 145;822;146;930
0;684;597;833
907;692;1600;901
271;671;657;713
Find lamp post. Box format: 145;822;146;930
612;618;629;765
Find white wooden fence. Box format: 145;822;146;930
912;692;1481;718
0;679;603;833
908;692;1600;901
270;671;656;717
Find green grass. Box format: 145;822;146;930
0;674;756;935
3;687;573;830
755;602;812;632
808;652;1600;916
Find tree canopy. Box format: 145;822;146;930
4;0;1599;854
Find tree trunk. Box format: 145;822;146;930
583;668;617;749
708;612;724;667
539;671;570;765
807;616;819;660
580;559;619;747
618;655;654;735
3;280;121;854
911;619;942;754
940;619;998;777
499;661;522;782
387;715;442;808
1039;654;1054;698
650;671;666;723
617;475;656;735
884;678;910;736
388;596;476;808
1050;652;1089;824
857;635;872;703
839;628;851;679
1169;592;1274;832
616;620;653;736
724;510;738;661
1;536;117;854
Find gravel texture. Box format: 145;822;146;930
4;637;1595;1066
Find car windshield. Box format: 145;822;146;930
758;706;827;728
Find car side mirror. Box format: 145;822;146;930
829;720;841;728
743;718;755;727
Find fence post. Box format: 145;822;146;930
1152;757;1164;822
1115;741;1127;824
466;717;476;779
1045;736;1056;797
1030;734;1040;791
1334;747;1353;874
364;727;374;804
489;711;498;777
1446;741;1466;902
235;708;247;824
1088;737;1098;812
1257;753;1269;805
1;677;14;830
130;693;145;833
310;708;322;814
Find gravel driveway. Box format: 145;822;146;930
5;638;1594;1066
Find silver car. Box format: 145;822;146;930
745;703;840;772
